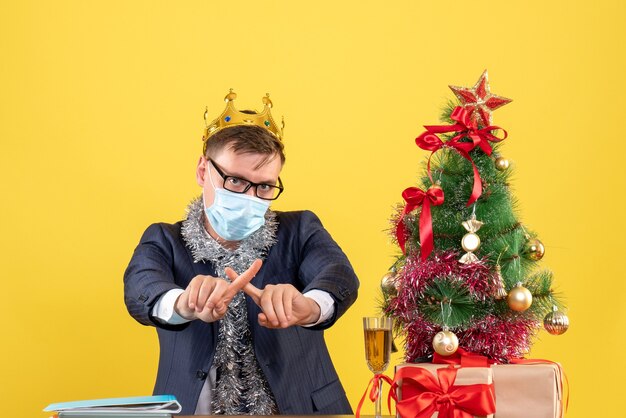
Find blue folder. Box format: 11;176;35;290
43;395;182;414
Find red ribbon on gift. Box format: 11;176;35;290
395;185;445;260
391;365;496;418
416;106;508;207
355;373;394;418
432;348;497;368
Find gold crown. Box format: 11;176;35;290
202;89;284;151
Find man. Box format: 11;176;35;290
124;90;359;415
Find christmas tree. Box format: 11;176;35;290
383;71;569;364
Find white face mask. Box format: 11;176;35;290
203;165;270;241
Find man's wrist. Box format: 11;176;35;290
302;289;335;327
174;293;196;321
152;288;191;325
304;297;321;324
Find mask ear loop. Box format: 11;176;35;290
202;159;219;210
206;159;218;190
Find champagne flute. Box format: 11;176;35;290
363;317;393;418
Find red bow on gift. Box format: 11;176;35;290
396;185;445;260
391;365;496;418
416;106;508;207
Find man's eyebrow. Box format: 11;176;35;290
223;168;277;185
257;178;278;185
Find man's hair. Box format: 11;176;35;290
204;124;285;168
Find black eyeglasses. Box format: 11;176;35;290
209;159;284;201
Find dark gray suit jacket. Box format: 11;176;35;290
124;210;359;415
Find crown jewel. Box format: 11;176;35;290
202;89;284;151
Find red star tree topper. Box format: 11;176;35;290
449;70;512;128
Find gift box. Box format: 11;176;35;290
393;361;564;418
491;363;563;418
394;363;495;418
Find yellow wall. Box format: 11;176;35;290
1;1;624;416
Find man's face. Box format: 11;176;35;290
196;147;283;209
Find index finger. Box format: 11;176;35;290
242;282;262;305
225;266;262;303
223;259;263;299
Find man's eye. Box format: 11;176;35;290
228;177;242;186
258;184;271;191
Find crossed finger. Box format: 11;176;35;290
223;259;263;301
225;259;298;328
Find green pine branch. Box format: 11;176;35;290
418;277;489;328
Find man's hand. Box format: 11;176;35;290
224;267;321;328
175;259;263;323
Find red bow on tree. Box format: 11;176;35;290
396;185;445;260
391;366;496;418
415;106;508;206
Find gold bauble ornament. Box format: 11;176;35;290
523;238;545;261
495;156;510;171
432;328;459;356
507;282;533;312
381;271;397;295
544;306;569;335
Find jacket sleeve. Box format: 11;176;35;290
123;223;189;330
296;211;359;330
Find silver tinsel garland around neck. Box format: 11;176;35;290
181;196;278;415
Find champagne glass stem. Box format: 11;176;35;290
375;377;382;418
